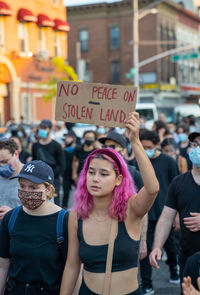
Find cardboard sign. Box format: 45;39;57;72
55;81;137;127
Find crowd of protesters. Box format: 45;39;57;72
0;111;200;295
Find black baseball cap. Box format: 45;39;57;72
188;132;200;142
64;130;76;137
10;160;54;184
40;119;52;129
98;131;127;148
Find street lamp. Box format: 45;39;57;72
133;0;139;101
133;0;158;103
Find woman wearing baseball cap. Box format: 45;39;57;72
0;160;69;295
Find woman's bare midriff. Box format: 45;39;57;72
84;267;139;294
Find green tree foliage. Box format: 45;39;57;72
43;57;78;103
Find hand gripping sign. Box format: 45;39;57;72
55;81;137;128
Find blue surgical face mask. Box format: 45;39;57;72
178;133;187;143
145;149;155;159
65;146;75;153
97;128;108;135
38;129;48;139
189;147;200;168
0;164;15;178
17;131;23;138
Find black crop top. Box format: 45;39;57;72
78;219;140;273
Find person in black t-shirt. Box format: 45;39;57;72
62;131;77;209
133;129;179;295
150;132;200;294
176;124;192;170
0;160;68;295
72;130;98;184
32;119;65;206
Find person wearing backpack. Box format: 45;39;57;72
0;160;69;295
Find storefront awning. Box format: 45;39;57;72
37;14;54;27
54;18;70;32
0;1;12;16
181;84;200;96
18;8;37;22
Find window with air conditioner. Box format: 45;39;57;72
18;23;28;54
0;17;5;51
79;29;89;52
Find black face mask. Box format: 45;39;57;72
66;141;73;147
85;139;94;147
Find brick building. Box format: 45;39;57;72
0;0;70;125
67;0;200;106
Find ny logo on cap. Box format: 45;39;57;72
24;164;35;173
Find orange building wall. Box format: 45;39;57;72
4;0;68;59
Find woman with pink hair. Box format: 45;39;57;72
60;112;159;295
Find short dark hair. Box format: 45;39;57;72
0;138;19;154
161;138;178;149
153;120;170;135
176;124;189;133
140;129;160;145
83;130;97;141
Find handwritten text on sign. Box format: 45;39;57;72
55;81;137;127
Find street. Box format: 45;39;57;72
152;262;180;295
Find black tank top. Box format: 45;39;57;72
78;219;140;273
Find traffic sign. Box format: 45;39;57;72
171;52;199;62
125;67;135;79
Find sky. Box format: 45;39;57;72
64;0;122;7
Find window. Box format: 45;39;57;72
0;17;5;51
172;29;176;78
160;24;164;49
22;91;30;121
38;27;47;58
54;32;61;56
110;61;120;84
79;29;88;52
18;23;28;53
110;26;120;49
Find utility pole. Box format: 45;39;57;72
133;0;140;102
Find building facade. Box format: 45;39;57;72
67;0;200;106
0;0;70;125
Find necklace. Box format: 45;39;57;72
91;213;110;222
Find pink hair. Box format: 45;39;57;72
73;148;137;221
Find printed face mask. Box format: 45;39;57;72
145;149;155;159
38;129;48;139
189;147;200;168
0;164;15;178
18;189;45;210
